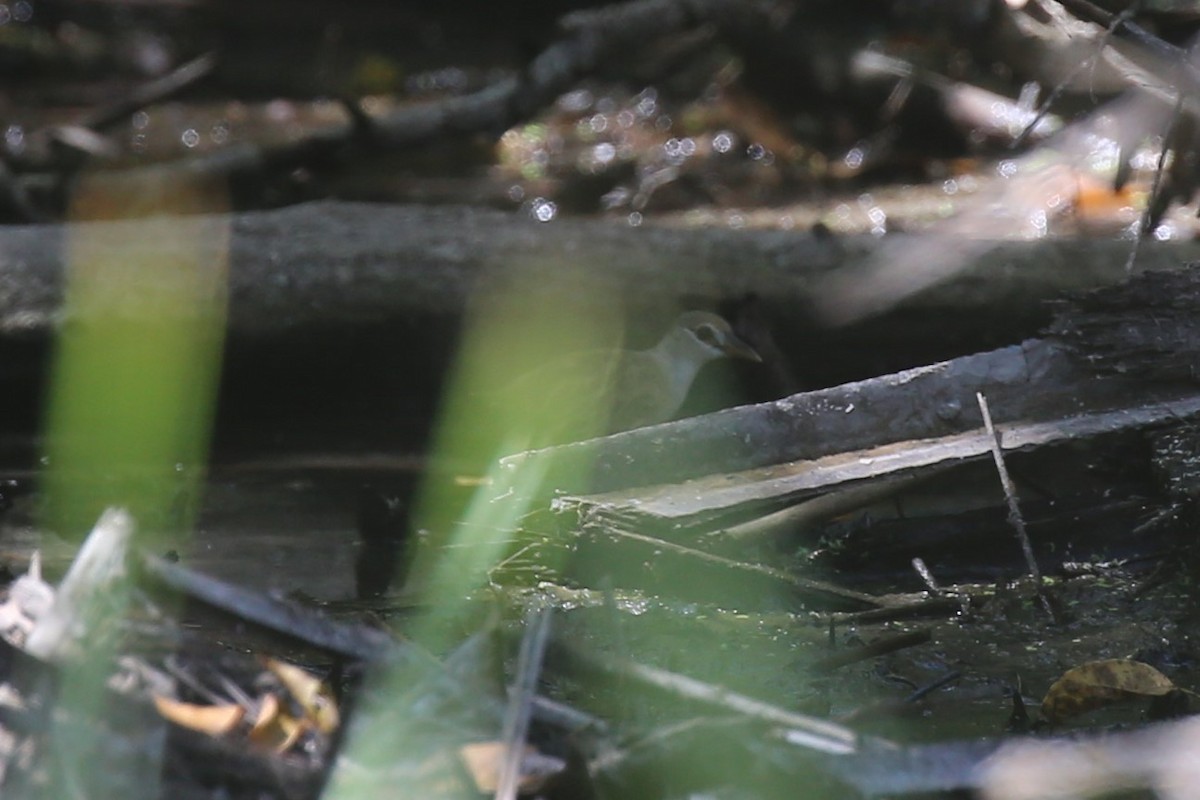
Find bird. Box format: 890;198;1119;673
412;311;760;555
495;310;761;447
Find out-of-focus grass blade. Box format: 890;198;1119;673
41;173;229;544
37;171;229;796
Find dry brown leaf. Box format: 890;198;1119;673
248;692;308;753
458;741;565;795
1041;658;1177;723
153;695;244;737
264;657;340;733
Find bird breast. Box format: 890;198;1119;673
609;351;682;431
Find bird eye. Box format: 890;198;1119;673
694;324;720;347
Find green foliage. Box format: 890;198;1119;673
41;177;229;542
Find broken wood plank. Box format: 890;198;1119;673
509;338;1190;496
555;391;1200;528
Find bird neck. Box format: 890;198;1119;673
646;330;719;402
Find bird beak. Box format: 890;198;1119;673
724;334;762;363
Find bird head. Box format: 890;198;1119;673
672;310;762;364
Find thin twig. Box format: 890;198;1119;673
1013;4;1137;149
911;557;941;593
1056;0;1200;90
906;670;962;703
976;392;1056;620
601;526;884;608
829;596;965;625
137;551;394;660
80;51;218;132
368;0;779;147
552;639;861;754
809;629;932;673
1125;91;1185;273
495;606;553;800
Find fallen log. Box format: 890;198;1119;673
507;336;1180;495
3;201;1200;343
